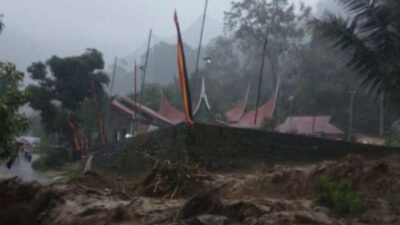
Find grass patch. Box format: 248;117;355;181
316;175;366;215
32;136;69;172
32;155;65;172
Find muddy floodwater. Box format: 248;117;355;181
0;154;45;181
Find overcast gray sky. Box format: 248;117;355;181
0;0;320;69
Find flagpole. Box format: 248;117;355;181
194;0;209;88
254;32;269;125
137;29;152;132
134;60;137;133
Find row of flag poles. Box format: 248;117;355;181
68;10;194;152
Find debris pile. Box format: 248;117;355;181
230;155;400;200
0;177;62;225
177;189;226;219
140;160;211;198
1;155;400;225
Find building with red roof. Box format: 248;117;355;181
158;97;185;124
233;96;276;128
275;116;345;140
226;85;250;123
225;83;277;128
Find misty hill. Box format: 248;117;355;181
110;41;198;96
108;15;223;96
124;15;223;62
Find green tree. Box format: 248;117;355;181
225;0;311;89
310;0;400;97
0;62;29;160
26;49;109;144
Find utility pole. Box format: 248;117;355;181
289;96;294;132
133;60;138;135
194;0;209;92
105;57;118;142
379;93;385;136
311;82;317;135
254;32;269;125
348;90;356;141
137;29;152;132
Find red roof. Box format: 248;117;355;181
226;101;247;123
275;116;344;135
233;96;276;128
111;100;136;116
112;98;176;125
158;97;185;124
225;84;251;123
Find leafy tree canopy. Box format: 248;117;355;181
225;0;311;88
26;49;109;137
0;62;29;160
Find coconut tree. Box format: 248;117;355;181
310;0;400;97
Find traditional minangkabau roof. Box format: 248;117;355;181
225;83;277;128
233;95;276;128
111;98;176;126
225;84;250;123
275;116;344;135
226;74;281;128
158;97;185;124
193;75;211;115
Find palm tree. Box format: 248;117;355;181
310;0;400;97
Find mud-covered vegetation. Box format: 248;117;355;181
316;175;366;215
2;155;400;225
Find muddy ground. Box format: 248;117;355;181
1;155;400;225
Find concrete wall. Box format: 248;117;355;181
92;124;400;174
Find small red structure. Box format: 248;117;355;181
275;116;345;140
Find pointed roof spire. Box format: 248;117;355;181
193;75;211;115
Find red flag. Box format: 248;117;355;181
174;11;194;125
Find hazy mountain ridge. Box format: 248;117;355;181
110;15;223;93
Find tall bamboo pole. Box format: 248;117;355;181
194;0;209;91
254;33;269;125
134;60;137;131
137;29;152;132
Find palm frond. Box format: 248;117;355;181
309;15;382;90
337;0;395;57
310;0;400;96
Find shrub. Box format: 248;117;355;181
386;127;400;147
316;175;366;215
32;136;68;171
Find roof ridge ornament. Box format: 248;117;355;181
193;74;211;115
